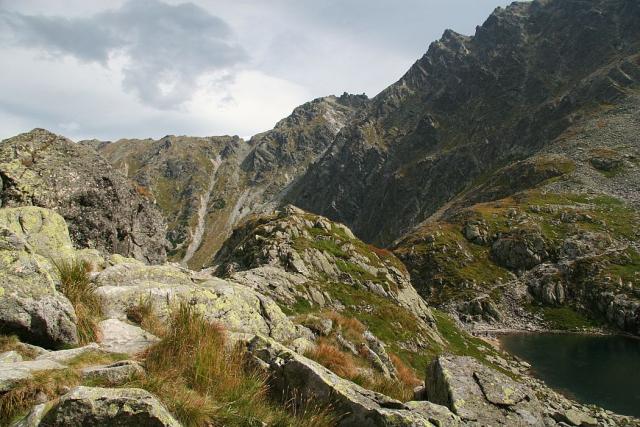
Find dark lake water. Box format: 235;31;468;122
499;333;640;418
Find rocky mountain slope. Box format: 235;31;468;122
80;0;640;338
2;205;635;426
0;129;167;264
87;94;367;268
288;0;640;246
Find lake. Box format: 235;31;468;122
499;333;640;417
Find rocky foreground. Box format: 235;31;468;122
0;205;636;426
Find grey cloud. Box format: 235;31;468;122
0;0;247;108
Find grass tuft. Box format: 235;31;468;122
125;296;166;337
53;258;103;345
128;302;337;426
0;369;80;426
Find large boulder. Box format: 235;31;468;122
425;355;545;426
95;263;300;342
0;129;167;264
36;386;180;426
248;335;460;426
0;250;78;348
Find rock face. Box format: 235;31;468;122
37;386;180;426
426;355;544;426
91;94;367;268
0;129;167;264
0;207;79;348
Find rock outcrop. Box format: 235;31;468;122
215;205;435;325
0;129;167;264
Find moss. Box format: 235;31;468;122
526;304;602;330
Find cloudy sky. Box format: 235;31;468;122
0;0;512;141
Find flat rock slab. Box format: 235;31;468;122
81;360;145;385
35;343;106;363
0;359;66;392
98;318;159;355
473;369;528;406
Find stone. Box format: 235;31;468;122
96;263;300;342
75;248;106;272
81;360;145;385
289;337;316;355
0;359;66;392
0;250;78;348
491;228;548;271
404;401;462;426
0;350;23;363
98;319;159;355
561;409;598;427
248;335;455;426
37;386;181;426
425;355;544;426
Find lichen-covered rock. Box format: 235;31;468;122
425;355;545;426
248;335;456;426
95;263;300;342
37;386;180;426
0;250;78;348
0;359;66;392
0;129;168;264
0;207;74;259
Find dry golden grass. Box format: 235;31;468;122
53;258;103;345
390;353;421;389
324;311;366;343
307;340;360;379
0;335;38;360
306;337;418;402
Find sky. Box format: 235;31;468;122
0;0;512;141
